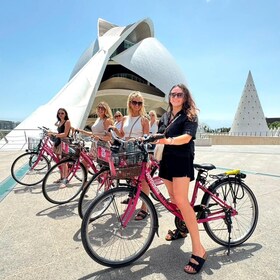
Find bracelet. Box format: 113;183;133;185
169;137;174;145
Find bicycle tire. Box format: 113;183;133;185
42;158;87;204
201;177;258;247
78;168;118;219
81;187;158;268
11;152;50;186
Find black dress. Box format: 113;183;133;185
158;110;198;182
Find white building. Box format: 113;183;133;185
1;18;187;150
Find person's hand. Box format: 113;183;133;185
91;134;99;141
108;125;117;133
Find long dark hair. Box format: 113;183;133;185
56;108;69;122
168;84;199;120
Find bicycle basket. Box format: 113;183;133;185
97;141;144;179
62;143;81;159
28;137;41;151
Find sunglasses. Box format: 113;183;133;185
97;106;105;110
131;100;143;106
114;115;121;118
170;92;184;98
58;112;65;115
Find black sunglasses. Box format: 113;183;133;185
131;100;143;106
170;92;184;98
114;115;121;117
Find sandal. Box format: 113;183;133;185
53;179;62;184
134;210;149;221
121;198;130;204
165;229;187;241
59;178;69;189
184;253;207;274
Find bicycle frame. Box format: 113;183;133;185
120;159;238;228
79;149;98;174
30;135;60;170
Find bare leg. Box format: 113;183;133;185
165;177;206;273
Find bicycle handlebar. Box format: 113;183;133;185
108;127;165;145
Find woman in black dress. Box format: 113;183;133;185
155;84;206;274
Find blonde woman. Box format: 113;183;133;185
149;110;159;135
78;102;113;141
113;111;123;131
113;91;150;220
77;102;113;162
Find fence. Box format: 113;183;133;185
0;129;41;150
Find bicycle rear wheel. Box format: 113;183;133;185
78;168;119;219
11;152;50;186
81;187;158;268
42;158;87;204
201;178;258;247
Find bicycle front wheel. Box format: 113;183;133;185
11;152;50;186
201;177;259;247
42;158;87;204
78;168;119;219
81;187;158;268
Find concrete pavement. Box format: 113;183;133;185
0;145;280;280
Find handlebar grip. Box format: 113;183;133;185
147;134;165;143
108;127;114;132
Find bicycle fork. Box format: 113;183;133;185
120;185;142;228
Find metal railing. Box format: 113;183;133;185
0;128;42;150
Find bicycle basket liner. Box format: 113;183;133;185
97;145;111;166
111;142;144;179
28;137;41;151
62;143;81;159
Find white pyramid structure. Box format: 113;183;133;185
0;18;187;150
229;71;269;136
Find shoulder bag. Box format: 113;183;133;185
154;113;181;161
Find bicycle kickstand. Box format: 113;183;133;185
225;209;232;256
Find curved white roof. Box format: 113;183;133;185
1;18;187;150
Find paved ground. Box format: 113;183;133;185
0;145;280;280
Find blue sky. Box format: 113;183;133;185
0;0;279;129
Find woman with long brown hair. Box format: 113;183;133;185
155;84;206;274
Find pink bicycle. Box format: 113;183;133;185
41;136;100;204
11;126;67;186
81;131;258;268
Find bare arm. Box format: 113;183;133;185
142;117;150;135
156;134;192;145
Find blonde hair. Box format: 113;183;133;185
149;110;158;120
96;101;113;121
114;110;123;117
127;91;146;117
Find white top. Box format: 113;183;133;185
114;121;122;131
91;118;105;136
123;116;143;139
149;121;158;134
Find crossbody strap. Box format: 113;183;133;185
163;114;181;135
128;116;141;138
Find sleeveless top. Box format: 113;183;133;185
57;122;65;134
149;121;158;134
123;116;143;139
91;118;105;136
114;120;122;131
